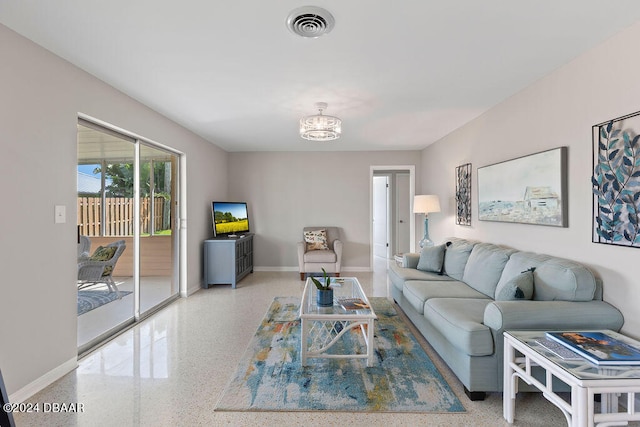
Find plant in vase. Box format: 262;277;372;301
311;268;333;307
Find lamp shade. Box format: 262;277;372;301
413;195;441;214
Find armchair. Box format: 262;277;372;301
297;227;342;280
78;239;126;297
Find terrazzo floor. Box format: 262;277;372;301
14;266;636;426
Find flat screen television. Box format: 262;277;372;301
211;201;250;237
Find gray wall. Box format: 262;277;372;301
0;24;228;397
6;12;640;403
420;21;640;338
228;151;421;270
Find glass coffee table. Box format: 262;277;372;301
299;277;377;367
504;330;640;426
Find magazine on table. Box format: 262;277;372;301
546;331;640;366
337;298;369;310
534;338;583;360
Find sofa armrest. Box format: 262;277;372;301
297;241;306;269
484;300;624;332
403;253;420;269
334;239;343;270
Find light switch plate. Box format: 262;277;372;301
54;205;66;224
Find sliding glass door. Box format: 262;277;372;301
77;121;180;353
138;144;179;316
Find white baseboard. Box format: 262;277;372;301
9;357;77;403
254;266;298;272
342;267;372;272
253;266;372;272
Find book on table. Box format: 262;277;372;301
546;331;640;366
534;338;583;360
337;298;369;310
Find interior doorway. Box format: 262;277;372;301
372;176;390;258
370;166;415;266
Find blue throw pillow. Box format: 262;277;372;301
495;268;535;301
416;244;446;273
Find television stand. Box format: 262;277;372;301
227;234;238;238
203;233;254;289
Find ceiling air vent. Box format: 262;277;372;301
286;6;335;38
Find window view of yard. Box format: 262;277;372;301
77;161;172;237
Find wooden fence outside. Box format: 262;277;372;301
77;197;169;236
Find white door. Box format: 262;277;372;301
373;176;389;258
396;173;410;254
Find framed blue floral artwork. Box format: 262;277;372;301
592;111;640;247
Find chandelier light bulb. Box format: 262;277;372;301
299;102;342;141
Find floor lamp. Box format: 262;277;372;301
414;195;441;249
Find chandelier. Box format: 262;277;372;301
299;102;342;141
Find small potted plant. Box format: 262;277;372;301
311;268;333;307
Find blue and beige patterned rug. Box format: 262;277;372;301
215;297;465;413
77;290;132;316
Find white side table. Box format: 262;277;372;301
503;330;640;427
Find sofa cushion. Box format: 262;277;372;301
442;239;477;281
403;280;489;314
534;258;596;301
496;251;551;290
402;253;421;269
388;263;456;293
90;245;117;261
462;243;516;298
389;264;455;282
494;268;534;301
416;244;446;273
423;298;494;356
303;250;336;263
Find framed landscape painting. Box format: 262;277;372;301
592;111;640;247
478;147;567;227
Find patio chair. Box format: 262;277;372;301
77;235;91;260
78;240;126;297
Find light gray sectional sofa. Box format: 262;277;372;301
389;237;624;400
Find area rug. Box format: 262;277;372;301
77;290;132;316
215;297;465;413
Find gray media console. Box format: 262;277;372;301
203;233;254;289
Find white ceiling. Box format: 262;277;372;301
3;1;640;152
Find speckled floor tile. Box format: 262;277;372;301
13;268;639;426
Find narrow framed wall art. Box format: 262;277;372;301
455;163;471;226
592;110;640;248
